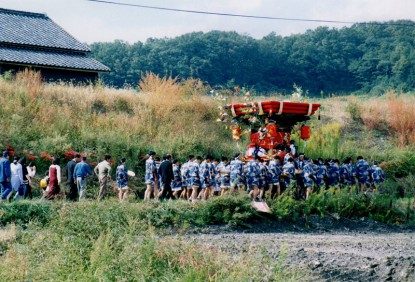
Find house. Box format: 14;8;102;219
0;8;109;83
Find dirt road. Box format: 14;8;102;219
189;231;415;281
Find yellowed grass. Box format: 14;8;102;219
0;71;232;159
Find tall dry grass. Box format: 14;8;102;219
357;93;415;147
0;71;234;167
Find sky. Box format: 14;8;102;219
0;0;414;43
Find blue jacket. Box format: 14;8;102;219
0;157;11;182
73;162;92;179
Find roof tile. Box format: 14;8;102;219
0;8;90;52
0;47;110;72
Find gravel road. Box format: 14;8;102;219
188;231;415;281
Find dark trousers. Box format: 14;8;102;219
24;184;33;199
159;181;173;200
67;181;78;201
1;181;12;200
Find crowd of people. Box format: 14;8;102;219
0;151;130;202
0;142;386;203
145;144;386;202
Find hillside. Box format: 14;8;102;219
91;22;415;94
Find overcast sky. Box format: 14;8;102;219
1;0;414;43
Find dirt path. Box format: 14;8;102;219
188;232;415;281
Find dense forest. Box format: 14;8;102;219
91;21;415;95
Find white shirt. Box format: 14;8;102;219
11;162;23;184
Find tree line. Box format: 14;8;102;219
90;21;415;95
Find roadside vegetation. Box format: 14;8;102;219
0;71;414;280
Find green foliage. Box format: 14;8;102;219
0;199;294;281
271;188;415;225
195;194;257;226
270;193;304;221
91;22;415;94
0;201;54;227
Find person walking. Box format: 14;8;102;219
25;161;36;199
116;158;129;202
144;151;157;200
44;158;61;200
74;156;92;200
94;155;112;201
66;154;80;201
158;154;174;200
10;157;23;200
0;151;11;200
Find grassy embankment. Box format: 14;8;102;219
0;72;414;280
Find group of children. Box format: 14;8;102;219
145;147;386;202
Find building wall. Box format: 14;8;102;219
0;63;99;84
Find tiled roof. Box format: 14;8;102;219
0;8;90;52
0;47;110;72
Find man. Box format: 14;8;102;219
339;157;354;188
158;154;174;200
230;153;245;192
199;155;214;200
314;158;327;190
143;151;157;200
217;156;231;196
244;156;261;200
180;155;192;199
268;156;282;198
327;159;340;188
171;159;183;199
212;158;221;196
370;161;385;190
94;155;112;201
355;156;370;192
74;156;92;200
66;153;80;201
295;153;305;199
188;156;202;201
258;158;269;200
303;158;315;199
281;157;295;191
0;151;11;200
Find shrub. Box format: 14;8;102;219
0;201;55;227
196;194;257;226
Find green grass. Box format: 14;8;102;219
0;190;413;280
0;197;308;281
270;188;415;225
